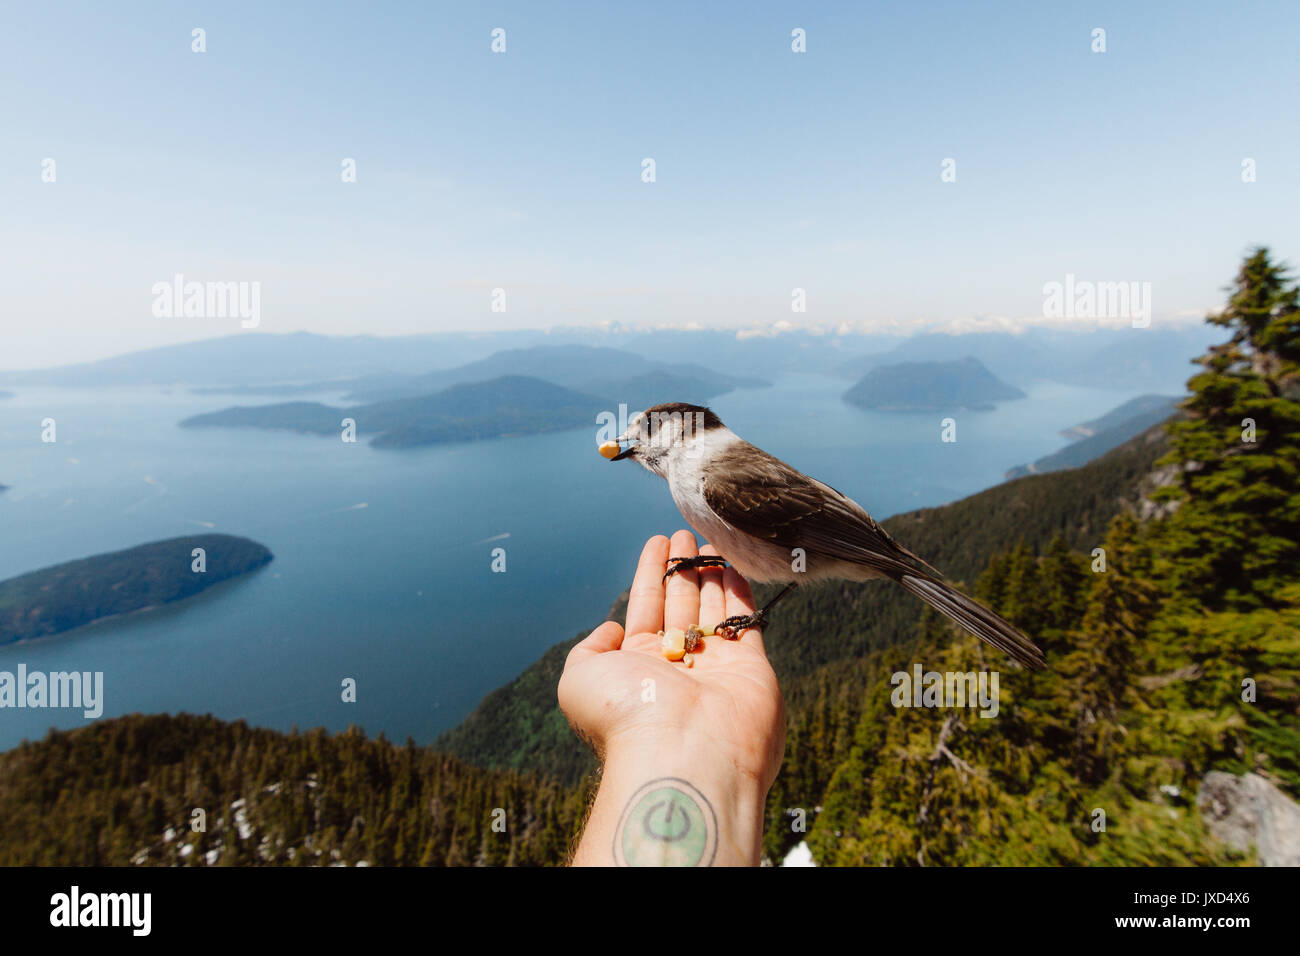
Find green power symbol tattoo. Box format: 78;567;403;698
615;778;718;867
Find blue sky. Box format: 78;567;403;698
2;0;1297;367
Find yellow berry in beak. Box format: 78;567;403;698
598;440;621;459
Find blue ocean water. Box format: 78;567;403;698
0;377;1152;750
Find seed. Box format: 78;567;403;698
598;440;621;459
683;654;694;668
661;627;686;661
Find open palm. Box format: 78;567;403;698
558;530;786;791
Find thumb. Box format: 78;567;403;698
565;620;625;667
558;621;625;735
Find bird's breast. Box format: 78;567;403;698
665;470;795;583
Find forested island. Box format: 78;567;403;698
0;534;272;645
843;356;1026;411
180;375;601;449
180;365;762;450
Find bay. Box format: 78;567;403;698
0;376;1154;750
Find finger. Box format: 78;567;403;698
697;543;727;632
565;620;625;667
625;535;670;636
664;529;702;632
722;567;767;655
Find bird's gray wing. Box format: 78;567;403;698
701;442;1046;670
701;442;938;579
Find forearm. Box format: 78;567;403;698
571;733;769;867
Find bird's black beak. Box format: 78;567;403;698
611;441;637;461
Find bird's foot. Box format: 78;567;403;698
662;555;729;582
714;610;768;640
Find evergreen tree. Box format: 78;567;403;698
1155;247;1300;607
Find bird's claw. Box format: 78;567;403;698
662;555;729;582
715;611;767;640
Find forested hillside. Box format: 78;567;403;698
769;248;1300;864
0;714;590;866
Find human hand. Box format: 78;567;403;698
559;530;786;866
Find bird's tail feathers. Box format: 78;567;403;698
897;573;1046;671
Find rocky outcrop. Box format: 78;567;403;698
1197;771;1300;866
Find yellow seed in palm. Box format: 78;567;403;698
661;627;686;661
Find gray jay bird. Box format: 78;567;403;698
602;401;1046;670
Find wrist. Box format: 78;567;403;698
605;727;768;800
576;729;769;867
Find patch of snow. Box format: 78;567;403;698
782;842;816;867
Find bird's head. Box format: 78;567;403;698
599;402;726;478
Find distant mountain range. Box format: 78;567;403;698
835;326;1225;394
0;535;272;645
1;323;1227;395
188;344;766;405
0;332;526;387
0;329;844;389
843;357;1026;411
